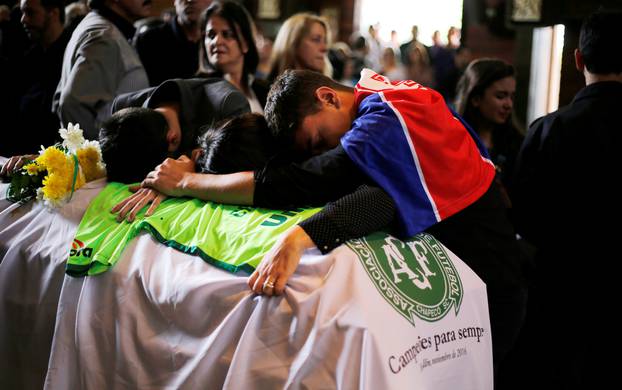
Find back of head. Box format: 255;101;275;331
40;0;66;25
87;0;105;11
264;69;351;146
579;11;622;75
454;58;515;120
99;107;169;183
351;35;367;52
269;12;331;80
197;113;276;174
198;1;259;78
64;1;88;27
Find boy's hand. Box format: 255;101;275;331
142;155;195;197
111;186;167;222
0;154;37;178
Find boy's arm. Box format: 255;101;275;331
141;156;255;205
253;145;366;208
298;185;396;252
142;145;367;208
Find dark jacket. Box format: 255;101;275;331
512;81;622;387
514;81;621;254
16;29;73;152
111;78;250;154
133;17;200;87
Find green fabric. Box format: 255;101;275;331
66;183;321;277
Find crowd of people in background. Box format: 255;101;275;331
1;1;620;388
0;0;471;156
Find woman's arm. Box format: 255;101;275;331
299;185;396;253
140;155;255;204
248;185;396;296
113;155;255;220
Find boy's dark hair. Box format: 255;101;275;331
99;107;169;183
264;69;352;145
579;11;622;74
197;113;275;174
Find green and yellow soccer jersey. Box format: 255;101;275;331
66;183;321;277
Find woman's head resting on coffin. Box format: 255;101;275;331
196;112;276;174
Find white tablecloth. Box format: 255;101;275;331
0;179;493;389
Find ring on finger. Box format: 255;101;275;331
263;277;275;291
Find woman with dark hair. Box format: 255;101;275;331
197;0;269;113
455;58;524;196
197;113;276;174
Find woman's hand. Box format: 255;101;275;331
248;225;315;296
142;155;196;197
111;186;167;222
0;154;37;178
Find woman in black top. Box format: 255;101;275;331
196;1;269;113
455;58;524;198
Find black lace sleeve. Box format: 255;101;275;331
299;185;396;253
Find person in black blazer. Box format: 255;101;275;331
512;11;622;389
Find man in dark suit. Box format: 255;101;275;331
513;11;622;389
133;0;212;86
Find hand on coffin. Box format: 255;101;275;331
111;186;167;222
142;155;196;197
0;154;38;178
248;225;315;296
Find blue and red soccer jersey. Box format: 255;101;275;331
341;69;495;237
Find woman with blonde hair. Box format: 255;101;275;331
267;13;332;81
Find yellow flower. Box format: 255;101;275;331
75;167;86;190
36;146;87;204
42;172;69;201
24;162;43;176
77;145;106;181
8;125;103;208
37;147;71;172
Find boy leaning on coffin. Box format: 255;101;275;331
115;69;527;373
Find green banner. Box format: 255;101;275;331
66;183;320;277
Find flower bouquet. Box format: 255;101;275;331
6;123;106;208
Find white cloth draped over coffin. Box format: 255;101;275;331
0;176;493;390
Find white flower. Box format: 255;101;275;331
59;123;85;153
